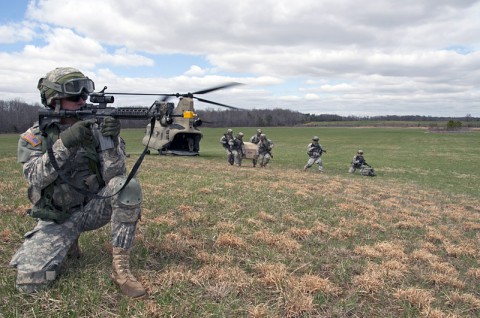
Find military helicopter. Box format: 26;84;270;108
112;82;241;156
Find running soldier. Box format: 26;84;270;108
249;129;262;167
220;129;234;165
303;136;326;172
257;134;274;167
230;132;246;166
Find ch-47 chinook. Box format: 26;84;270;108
111;82;241;156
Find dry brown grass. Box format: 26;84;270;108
3;151;480;317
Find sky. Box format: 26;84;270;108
1;0;480;117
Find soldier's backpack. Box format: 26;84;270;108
360;166;376;177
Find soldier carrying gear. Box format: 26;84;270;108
349;149;376;176
230;132;246;166
256;133;274;167
220;129;235;165
250;129;262;144
10;67;146;298
303;136;326;172
249;129;263;167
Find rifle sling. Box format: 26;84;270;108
43;116;156;200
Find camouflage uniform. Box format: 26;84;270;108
9;67;143;295
10;121;141;293
349;150;376;176
249;129;262;167
304;137;325;172
249;130;262;144
349;150;367;173
229;133;245;166
257;134;274;167
220;129;234;165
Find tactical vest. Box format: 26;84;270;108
353;155;365;168
307;143;322;156
27;123;104;223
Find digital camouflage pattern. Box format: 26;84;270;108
349;153;366;173
37;67;88;107
304;141;325;172
249;129;262;166
229;133;245;166
257;135;273;167
220;131;235;165
10;121;142;293
249;129;262;144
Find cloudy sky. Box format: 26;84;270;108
1;0;479;116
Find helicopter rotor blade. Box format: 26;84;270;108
107;92;174;96
194;96;240;110
191;82;243;95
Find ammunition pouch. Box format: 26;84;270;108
28;202;70;224
27;184;71;223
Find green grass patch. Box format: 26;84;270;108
1;126;480;317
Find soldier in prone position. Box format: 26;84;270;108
9;67;146;298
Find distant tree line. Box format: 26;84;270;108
0;99;42;133
304;113;479;123
0;99;478;134
196;108;307;128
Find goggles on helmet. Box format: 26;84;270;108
43;77;95;95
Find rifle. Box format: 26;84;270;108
38;88;162;200
39;90;161;131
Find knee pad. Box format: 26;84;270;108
112;176;142;206
111;176;142;223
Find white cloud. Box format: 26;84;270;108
184;65;207;76
0;0;478;116
0;21;36;43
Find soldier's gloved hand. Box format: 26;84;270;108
60;119;96;148
101;116;121;138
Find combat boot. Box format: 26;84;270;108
111;247;146;298
67;238;81;259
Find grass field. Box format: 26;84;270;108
1;126;479;317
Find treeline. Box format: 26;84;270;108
305;113;479;123
0;100;309;133
196;108;307;127
1;99;479;134
0;99;42;133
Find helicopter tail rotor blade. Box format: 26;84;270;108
194;96;241;110
192;82;243;95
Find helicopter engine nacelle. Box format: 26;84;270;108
160;116;173;127
194;118;202;127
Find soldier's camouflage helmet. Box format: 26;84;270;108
256;129;262;134
37;67;95;107
312;136;319;141
226;129;233;135
237;132;244;138
357;149;364;154
260;133;266;139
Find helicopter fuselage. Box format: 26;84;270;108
142;97;203;155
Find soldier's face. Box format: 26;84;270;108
61;95;87;110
